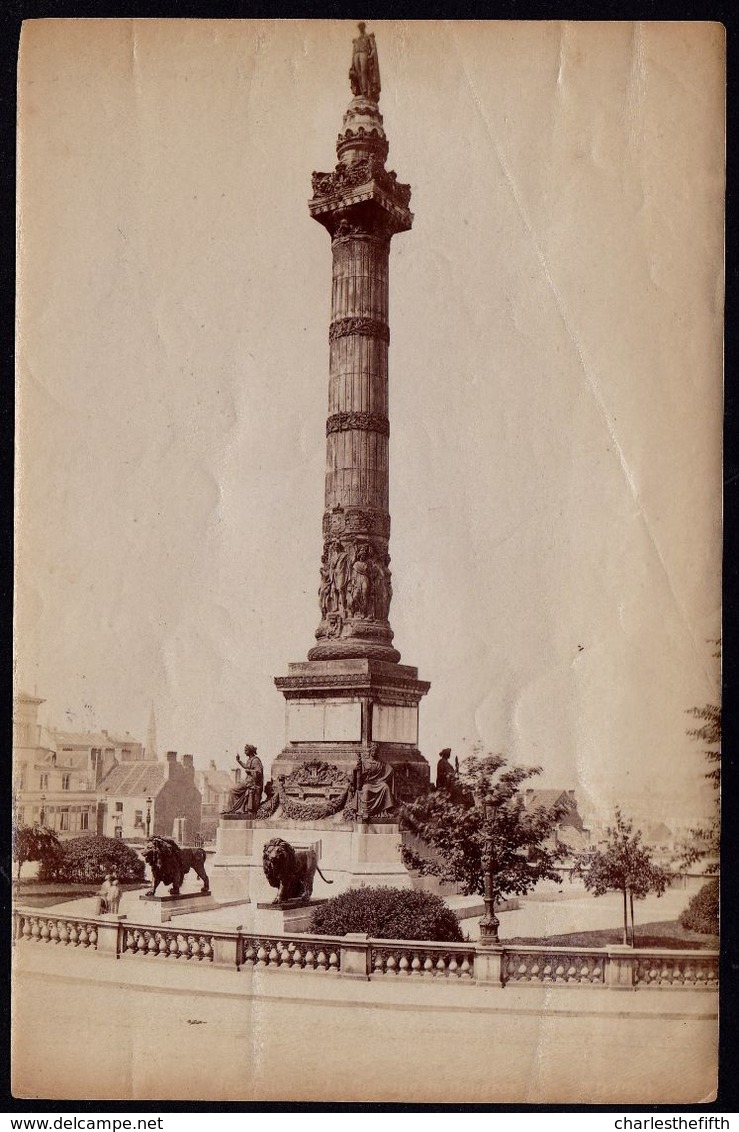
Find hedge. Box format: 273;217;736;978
39;834;146;884
678;878;719;936
308;885;464;942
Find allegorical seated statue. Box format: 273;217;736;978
262;837;334;904
143;836;210;897
351;744;396;822
223;744;264;816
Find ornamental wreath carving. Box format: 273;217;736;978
329;317;390;344
254;760;352;822
326;412;390;437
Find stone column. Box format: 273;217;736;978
309;92;412;665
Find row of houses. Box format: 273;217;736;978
12;692;234;844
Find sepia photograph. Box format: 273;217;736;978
12;19;724;1104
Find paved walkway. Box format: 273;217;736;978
12;939;717;1105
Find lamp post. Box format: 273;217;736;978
145;796;152;839
478;793;500;946
39;794;46;827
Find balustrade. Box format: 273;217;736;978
503;947;605;986
370;943;475;979
634;951;718;988
17;912;98;950
12;909;719;990
240;935;340;973
122;926;214;961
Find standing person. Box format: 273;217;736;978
107;876;121;913
96;874;113;915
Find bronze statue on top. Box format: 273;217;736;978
223;744;264;816
349;22;381;103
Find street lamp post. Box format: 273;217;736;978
145;797;152;839
478;794;500;946
39;794;46;827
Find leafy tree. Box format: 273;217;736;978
308;886;464;942
400;755;566;910
674;702;721;874
573;809;671;946
12;823;62;882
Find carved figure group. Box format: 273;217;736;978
143;837;210;897
223;744;264;816
349;22;381;103
262;837;334;904
319;540;392;628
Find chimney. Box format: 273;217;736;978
182;753;194;776
166;750;177;778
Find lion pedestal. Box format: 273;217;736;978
138;891;219;924
211;817;414;905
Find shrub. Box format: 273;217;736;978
308;886;464;942
39;835;146;884
678;878;719;935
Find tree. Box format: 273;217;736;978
573;809;671;946
674;702;721;874
12;823;61;882
400;755;566;910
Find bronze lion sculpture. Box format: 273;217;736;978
143;837;210;897
262;837;333;903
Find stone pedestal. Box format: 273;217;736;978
273;657;430;802
213;816;415;903
138;891;219;924
253;899;327;934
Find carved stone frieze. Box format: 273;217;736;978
329;317;390;345
311;156;411;209
326;411;390;437
323;508;390;539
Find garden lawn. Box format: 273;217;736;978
507;919;718;950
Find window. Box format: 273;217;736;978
62;774;71;791
115;802;124;813
80;811;89;831
59;809;69;831
39;773;49;790
134;810;143;828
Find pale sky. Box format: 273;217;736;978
16;20;723;826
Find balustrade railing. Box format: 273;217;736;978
633;950;719;988
13;908;718;990
122;926;214;961
16;911;98;949
503;946;606;986
239;935;341;973
370;940;475;979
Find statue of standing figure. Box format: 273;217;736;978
349;22;381;103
